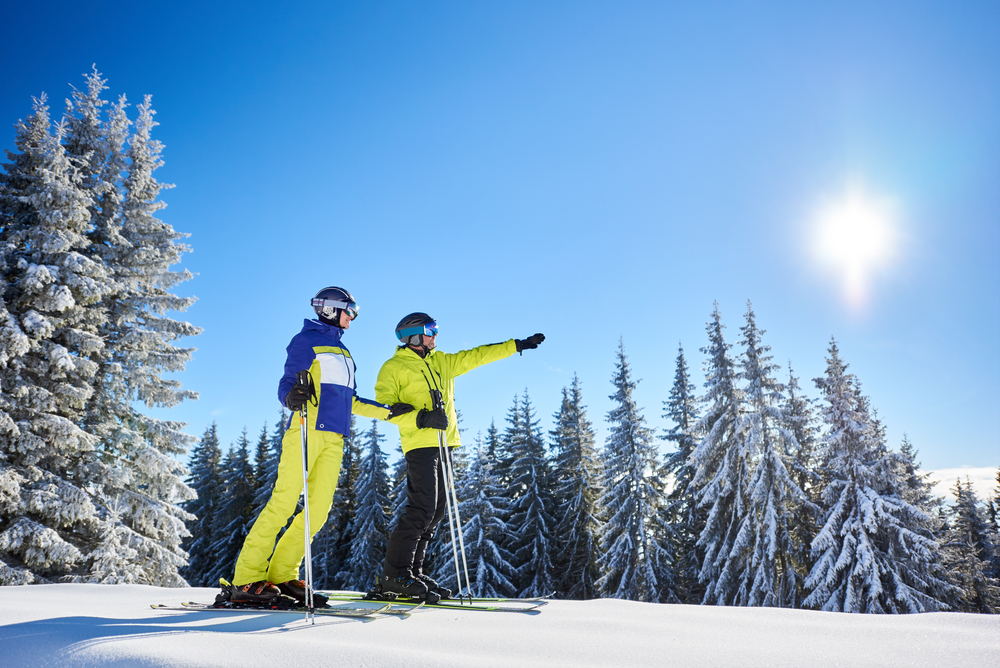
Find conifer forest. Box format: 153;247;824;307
2;73;998;615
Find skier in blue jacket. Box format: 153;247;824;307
229;287;411;605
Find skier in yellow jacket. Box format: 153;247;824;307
373;312;544;600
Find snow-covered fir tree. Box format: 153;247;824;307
894;435;945;538
690;303;747;605
338;420;392;590
990;467;1000;582
87;497;140;584
732;302;808;607
596;340;674;602
250;413;285;520
484;420;502;460
1;73;198;586
180;423;223;586
781;363;823;604
386;454;408;534
804;339;955;613
207;431;256;585
500;391;556;598
661;343;703;604
941;478;1000;613
316;414;359;588
0;95;110;584
77;90;199;586
62;68;129;274
455;435;516;597
549;375;604;600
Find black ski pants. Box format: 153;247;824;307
383;446;453;578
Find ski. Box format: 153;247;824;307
149;600;411;617
323;589;552;604
320;591;546;613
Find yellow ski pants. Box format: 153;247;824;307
233;421;343;585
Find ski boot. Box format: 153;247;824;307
222;580;303;609
276;580;329;608
373;572;441;604
417;573;452;600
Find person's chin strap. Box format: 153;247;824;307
409;335;432;358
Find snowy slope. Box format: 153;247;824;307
0;584;997;668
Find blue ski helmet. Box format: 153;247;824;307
395;312;437;346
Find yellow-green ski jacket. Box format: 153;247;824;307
374;340;517;453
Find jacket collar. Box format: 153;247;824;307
396;345;436;360
304;318;343;343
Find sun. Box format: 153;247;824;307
812;190;897;307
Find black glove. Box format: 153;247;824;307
387;403;415;420
416;408;449;430
285;371;314;412
515;333;545;353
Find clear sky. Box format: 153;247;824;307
2;1;997;485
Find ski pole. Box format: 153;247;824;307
440;430;472;602
297;370;315;624
436;428;463;598
431;389;472;602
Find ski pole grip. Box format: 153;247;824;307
430;389;444;411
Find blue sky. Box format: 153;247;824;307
2;1;997;486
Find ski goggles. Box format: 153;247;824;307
396;321;438;341
312;298;360;320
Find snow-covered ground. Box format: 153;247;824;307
0;584;997;668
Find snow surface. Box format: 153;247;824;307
0;585;997;667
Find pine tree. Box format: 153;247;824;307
804;339;956;613
501;391;556;598
690;303;746;605
596;340;674;602
251;423;271;497
62;68;128;271
207;430;255;585
989;467;1000;582
0;95;110;583
319;414;359;588
484;420;502;460
661;343;703;604
734;302;807;607
550;375;603;599
60;71;200;586
457;436;516;597
386;455;409;534
339;420;392;590
86;93;199;586
782;363;823;605
251;411;286;521
895;435;945;536
180;423;223;586
86;498;140;584
941;478;1000;613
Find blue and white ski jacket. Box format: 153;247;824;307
278;319;389;435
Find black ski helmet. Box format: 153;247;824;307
312;286;358;326
395;312;437;346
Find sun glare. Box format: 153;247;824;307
813;191;897;307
